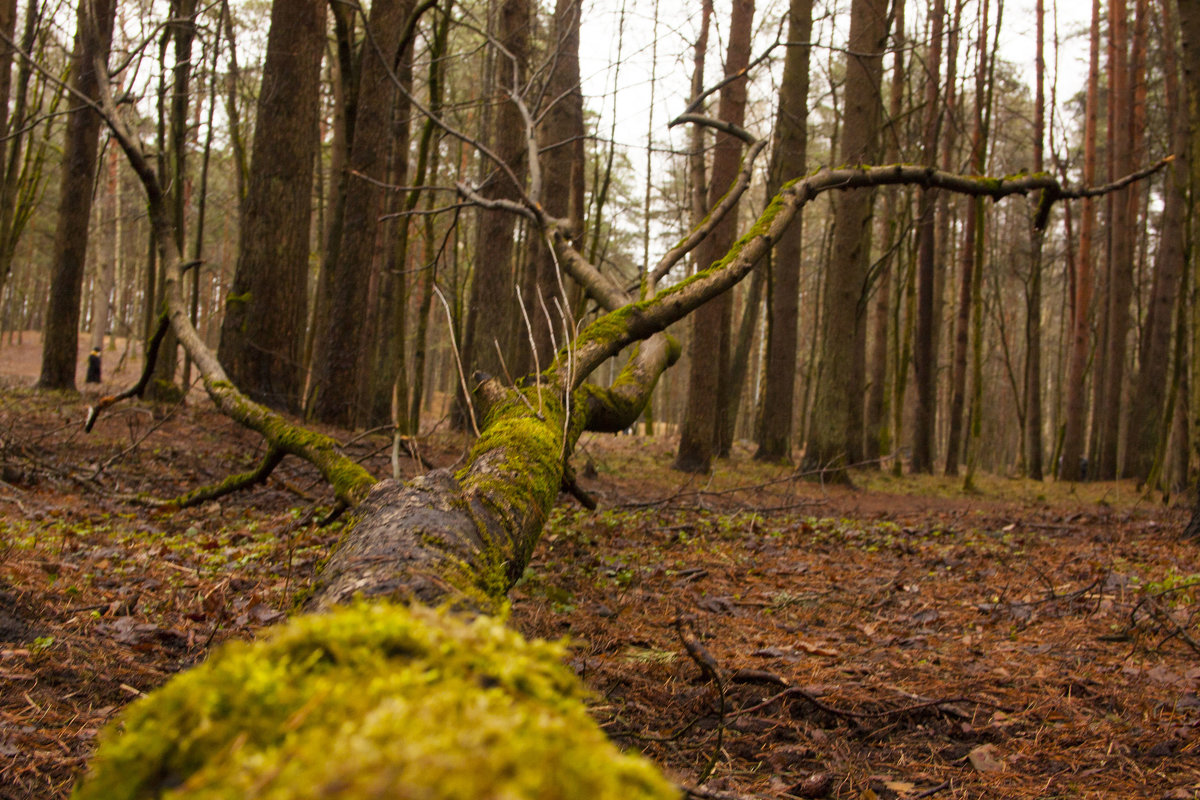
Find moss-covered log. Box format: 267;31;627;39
73;604;676;800
74;305;679;799
64;50;1169;791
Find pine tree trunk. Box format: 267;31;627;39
1060;0;1101;481
310;0;416;426
217;0;324;414
37;0;117;391
460;0;531;423
1123;0;1177;482
755;0;813;463
911;0;946;474
674;0;755;472
803;0;889;478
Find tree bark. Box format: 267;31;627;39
1123;0;1182;483
674;0;755;472
1095;0;1138;478
523;0;586;375
945;0;990;477
310;0;416;426
1023;0;1047;480
37;0;116;391
1060;0;1101;481
460;0;531;421
755;0;813;463
865;0;906;466
911;0;946;473
217;0;324;413
802;0;889;478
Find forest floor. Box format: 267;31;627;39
0;366;1198;798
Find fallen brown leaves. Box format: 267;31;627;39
512;434;1200;799
1;392;1199;800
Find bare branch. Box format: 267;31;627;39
672;38;783;121
648;138;769;288
563;160;1170;388
668;113;757;145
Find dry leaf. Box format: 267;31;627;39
968;743;1004;773
796;640;838;657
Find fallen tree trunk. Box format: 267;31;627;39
56;35;1170;793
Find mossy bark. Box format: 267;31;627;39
73;605;677;800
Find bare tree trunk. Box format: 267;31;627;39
37;0;116;391
1060;0;1101;481
803;0;889;478
755;0;813;463
911;0;946;473
1095;0;1136;478
1023;0;1046;480
311;0;418;426
946;0;990;477
0;0;44;309
217;0;325;414
460;0;531;421
524;0;586;373
866;0;906;467
674;0;755;472
1123;0;1174;483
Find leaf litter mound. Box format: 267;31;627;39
0;390;1197;799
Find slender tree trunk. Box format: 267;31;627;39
365;34;419;428
37;0;117;391
524;0;586;375
1096;0;1135;478
1060;0;1101;481
946;0;990;476
1023;0;1046;480
674;0;755;473
407;0;452;434
460;0;531;423
911;0;946;473
867;0;906;466
756;0;813;462
804;0;889;478
0;0;43;309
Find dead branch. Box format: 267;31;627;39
560;160;1172;390
170;446;285;508
84;313;170;433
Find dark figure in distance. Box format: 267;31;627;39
85;347;101;383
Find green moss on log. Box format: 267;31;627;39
74;604;676;800
205;379;377;505
457;396;567;583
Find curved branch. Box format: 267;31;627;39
578;333;681;432
668;113;757;145
647;138;769;289
564;160;1171;388
85;313;170;432
170;446;285;508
